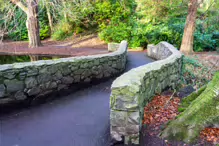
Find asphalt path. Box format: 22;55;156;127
0;52;154;146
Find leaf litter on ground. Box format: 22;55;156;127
143;92;219;145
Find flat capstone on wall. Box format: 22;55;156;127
110;42;183;145
0;41;128;105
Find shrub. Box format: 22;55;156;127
52;21;73;40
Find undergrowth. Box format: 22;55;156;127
180;56;215;90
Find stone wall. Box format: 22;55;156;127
110;42;183;144
0;41;128;105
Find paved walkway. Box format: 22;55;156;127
0;52;153;146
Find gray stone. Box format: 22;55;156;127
108;43;119;52
61;76;74;84
96;73;103;79
27;68;38;76
112;63;117;68
39;67;48;74
74;69;84;75
40;81;57;90
108;61;113;65
71;65;79;71
84;78;91;82
61;66;71;76
3;71;16;79
94;60;100;65
19;72;27;80
53;71;63;80
111;126;126;141
58;84;68;90
15;91;27;100
37;74;51;84
81;75;85;80
81;63;89;69
47;65;58;74
110;110;127;127
126;125;139;134
100;58;106;63
104;71;111;77
81;70;90;78
128;112;139;125
125;135;139;145
74;75;81;83
4;79;24;93
27;87;41;96
37;90;53;97
0;84;6;98
25;77;38;88
49;82;57;89
91;66;98;75
56;80;62;84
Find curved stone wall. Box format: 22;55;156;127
110;42;183;144
0;41;128;105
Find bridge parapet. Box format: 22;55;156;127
0;41;128;105
110;42;183;145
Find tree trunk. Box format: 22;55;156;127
180;0;198;55
29;55;39;61
160;72;219;143
62;0;68;22
26;0;42;48
45;1;53;32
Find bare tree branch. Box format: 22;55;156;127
11;0;28;14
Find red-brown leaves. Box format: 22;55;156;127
143;95;180;135
200;128;219;144
143;94;219;144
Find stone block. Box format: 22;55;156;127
37;74;51;84
0;84;6;98
61;76;74;84
25;77;38;88
108;43;120;52
15;91;27;100
127;111;139;125
3;70;16;79
110;110;127;127
27;87;41;96
4;79;24;93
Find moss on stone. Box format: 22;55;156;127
179;85;207;112
161;72;219;143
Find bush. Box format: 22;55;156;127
97;0;219;52
52;21;74;40
98;22;132;43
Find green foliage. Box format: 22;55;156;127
181;56;211;89
2;6;50;41
0;55;30;64
1;0;219;52
52;21;74;40
99;22;132;43
98;0;219;51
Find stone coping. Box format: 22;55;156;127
0;41;127;71
111;42;182;90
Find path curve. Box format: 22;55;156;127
0;52;154;146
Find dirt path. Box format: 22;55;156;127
0;35;108;56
